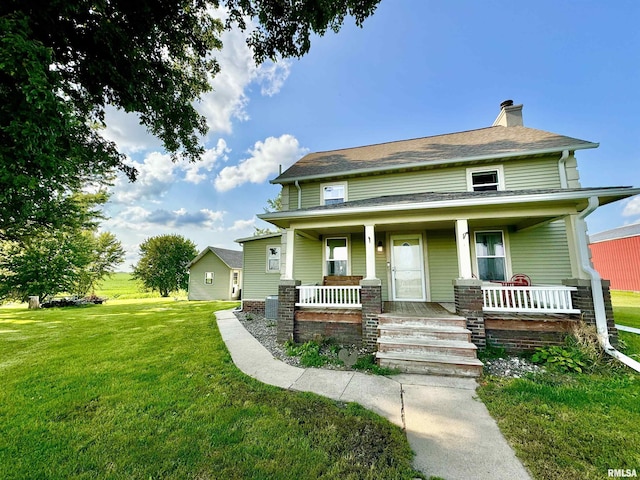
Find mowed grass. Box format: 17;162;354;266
0;300;419;479
477;291;640;480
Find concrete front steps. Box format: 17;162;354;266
376;314;483;377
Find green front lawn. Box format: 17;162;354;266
477;290;640;480
0;299;419;479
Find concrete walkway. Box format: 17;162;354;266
216;309;531;480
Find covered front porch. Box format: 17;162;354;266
261;189;627;353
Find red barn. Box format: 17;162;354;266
590;224;640;292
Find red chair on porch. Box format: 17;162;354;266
509;273;531;286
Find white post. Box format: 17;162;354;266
364;224;376;280
455;219;473;279
284;228;295;280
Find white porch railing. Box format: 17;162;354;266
482;285;580;314
296;285;362;308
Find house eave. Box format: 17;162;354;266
258;187;640;228
234;232;283;244
271;143;599;185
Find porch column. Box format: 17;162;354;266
283;228;295;280
455;219;473;279
364;224;377;280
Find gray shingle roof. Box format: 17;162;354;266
273;125;597;184
590;223;640;243
189;247;243;269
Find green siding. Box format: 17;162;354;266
350;233;366;276
241;238;281;300
427;229;459;302
503;157;561;190
294;235;322;284
188;251;233;300
293;156;563;208
509;221;572;284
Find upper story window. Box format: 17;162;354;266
204;272;214;285
321;182;347;205
467;165;504;192
266;245;281;273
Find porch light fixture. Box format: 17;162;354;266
377;240;384;252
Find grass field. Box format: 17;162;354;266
477;290;640;480
0;299;419;479
92;272;177;300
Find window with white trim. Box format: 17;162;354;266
325;237;349;276
321;183;347;205
467;165;504;191
266;246;281;273
204;272;214;284
475;231;507;281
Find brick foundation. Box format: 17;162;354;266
454;279;486;349
484;315;578;352
242;300;265;315
294;320;362;345
360;281;382;352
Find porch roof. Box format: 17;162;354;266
259;186;640;229
272;125;598;184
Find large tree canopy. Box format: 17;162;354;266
0;0;380;239
132;234;197;297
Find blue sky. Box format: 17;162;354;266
100;0;640;266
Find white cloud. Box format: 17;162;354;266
214;134;307;192
196;12;291;136
622;195;640;217
101;106;164;155
182;139;230;184
112;152;177;203
229;218;256;231
106;206;225;231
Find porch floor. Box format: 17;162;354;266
383;302;459;317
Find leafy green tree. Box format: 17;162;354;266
73;231;126;296
132;235;197;297
1;0;380;240
0;228;125;302
0;228;89;302
254;191;282;236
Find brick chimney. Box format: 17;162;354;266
492;99;523;127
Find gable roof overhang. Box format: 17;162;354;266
258;187;640;231
272;126;598;185
188;246;243;269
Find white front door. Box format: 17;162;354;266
391;234;426;301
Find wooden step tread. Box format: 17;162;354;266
376;351;484;366
377;337;477;349
377;323;471;333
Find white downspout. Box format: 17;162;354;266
294;181;301;209
576;197;640;372
558;150;569;188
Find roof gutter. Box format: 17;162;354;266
272;143;599;185
294;180;301;209
576;196;640;372
558;150;569;188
